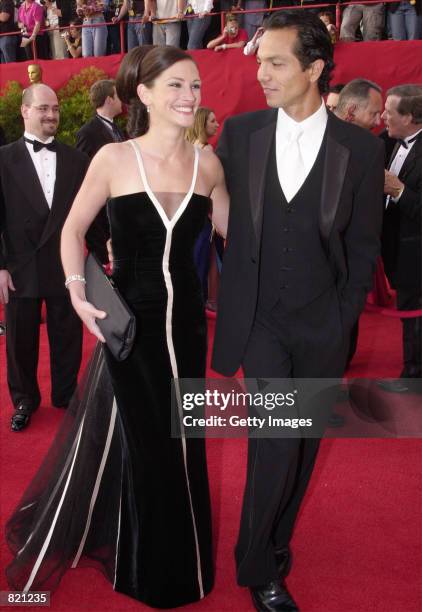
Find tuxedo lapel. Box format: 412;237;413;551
95;115;118;144
398;134;422;180
249;111;277;255
319;115;350;245
39;143;75;248
9;139;50;217
388;141;401;169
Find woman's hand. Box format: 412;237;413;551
71;295;107;343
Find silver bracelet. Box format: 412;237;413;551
65;274;86;289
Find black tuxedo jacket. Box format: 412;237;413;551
382;131;422;290
76;116;125;264
0;138;89;298
212;109;385;376
76;115;120;159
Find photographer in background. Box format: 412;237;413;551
207;12;247;50
63;18;82;57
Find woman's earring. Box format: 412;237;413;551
146;105;150;114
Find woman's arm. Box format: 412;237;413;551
61;146;116;341
207;29;226;49
224;39;246;49
208;154;229;239
66;36;82;57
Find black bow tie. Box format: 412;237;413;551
24;137;56;153
398;134;418;150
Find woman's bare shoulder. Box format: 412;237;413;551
198;146;222;171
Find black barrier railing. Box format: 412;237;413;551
0;0;407;61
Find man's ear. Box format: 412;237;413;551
21;104;28;121
345;104;357;123
309;59;324;84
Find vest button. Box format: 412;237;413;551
282;247;292;253
280;284;289;290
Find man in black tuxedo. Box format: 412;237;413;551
212;12;384;611
0;84;89;432
379;84;422;393
76;79;124;263
334;78;383;367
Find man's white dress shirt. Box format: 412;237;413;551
276;101;328;203
24;131;56;209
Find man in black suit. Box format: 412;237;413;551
212;12;384;611
0;84;89;432
334;78;383;368
76;79;124;263
379;84;422;393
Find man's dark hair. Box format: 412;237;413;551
328;83;345;95
89;79;116;110
336;78;382;115
387;84;422;124
264;10;335;94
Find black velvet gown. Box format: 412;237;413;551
5;144;214;608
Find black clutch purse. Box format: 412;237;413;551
85;253;136;361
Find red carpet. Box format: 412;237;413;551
0;310;421;611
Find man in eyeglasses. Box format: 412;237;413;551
0;83;89;432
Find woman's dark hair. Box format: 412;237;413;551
69;19;82;41
264;10;335;95
116;45;197;138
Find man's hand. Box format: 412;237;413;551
384;170;404;198
0;270;15;304
20;37;31;48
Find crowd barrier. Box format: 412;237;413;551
0;0;412;60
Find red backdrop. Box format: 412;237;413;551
1;41;422;129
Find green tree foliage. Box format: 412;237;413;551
57;66;109;145
0;66;126;146
0;81;24;144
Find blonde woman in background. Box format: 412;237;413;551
187;107;222;309
186;106;219;150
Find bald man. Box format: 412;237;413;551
335;78;383;131
0;84;89;432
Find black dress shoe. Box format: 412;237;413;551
275;546;292;578
250;580;299;612
11;404;33;432
376;379;409;394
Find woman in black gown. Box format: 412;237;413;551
5;46;229;609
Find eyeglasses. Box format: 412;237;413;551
31;105;60;114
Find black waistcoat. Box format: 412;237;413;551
258;136;335;312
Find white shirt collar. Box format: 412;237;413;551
24;131;55;145
276;100;328;140
97;112;114;124
404;128;422;146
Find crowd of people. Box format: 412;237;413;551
0;8;421;612
0;0;421;64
